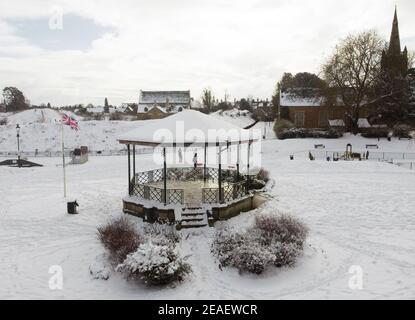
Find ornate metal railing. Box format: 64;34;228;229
202;181;246;204
135;167;239;184
131;183;184;205
131;167;245;206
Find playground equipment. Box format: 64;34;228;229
0;159;43;167
70;146;88;164
344;144;363;161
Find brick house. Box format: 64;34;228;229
137;90;191;120
280;88;347;129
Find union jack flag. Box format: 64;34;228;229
62;113;79;131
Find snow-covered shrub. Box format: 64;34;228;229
274;119;295;137
231;238;275;274
393;124;413;138
256;168;270;183
271;241;302;268
212;214;308;274
89;260;111;280
143;224;181;245
212;229;246;268
255;214;308;268
0;118;7;125
116;242;191;286
255;214;308;248
212;228;274;274
97;217;141;263
247;178;266;191
277;128;342;140
361;129;389;138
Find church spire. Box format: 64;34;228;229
388;6;401;55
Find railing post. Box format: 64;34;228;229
246;141;251;195
127;144;131;195
133;145;136;185
218;142;223;204
204;142;207;183
237;141;240;181
163;147;167;206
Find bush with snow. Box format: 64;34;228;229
255;214;308;248
256;168;270;183
143;224;181;245
393;124;413;139
97;217;141;264
212;214;308;274
89;259;111;280
116;241;191;286
277;127;343;140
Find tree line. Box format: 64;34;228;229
274;30;415;132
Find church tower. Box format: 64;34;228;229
381;7;408;77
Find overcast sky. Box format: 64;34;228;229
0;0;414;106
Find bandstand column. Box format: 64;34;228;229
204;142;207;183
237;141;241;181
132;145;136;182
246;141;252;194
163;147;167;206
218;142;223;203
127;144;131;195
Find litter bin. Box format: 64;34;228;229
67;201;79;214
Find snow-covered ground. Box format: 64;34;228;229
1;134;415;299
0;109;156;153
0;108;277;153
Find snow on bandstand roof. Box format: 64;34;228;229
118;110;259;147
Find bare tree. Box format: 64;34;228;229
201;88;215;112
322;30;385;132
408;50;415;69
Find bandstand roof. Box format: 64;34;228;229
118;110;259;147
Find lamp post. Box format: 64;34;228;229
16;124;21;168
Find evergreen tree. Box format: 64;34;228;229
104;97;110;113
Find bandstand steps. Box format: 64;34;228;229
180;207;208;228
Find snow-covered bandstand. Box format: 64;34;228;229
118;110;261;228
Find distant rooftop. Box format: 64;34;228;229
280;88;344;107
280;88;325;107
139;90;191;105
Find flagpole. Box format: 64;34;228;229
61;120;67;198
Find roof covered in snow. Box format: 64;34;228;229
139;90;191;105
280;88;345;108
118;110;259;146
280;89;325;107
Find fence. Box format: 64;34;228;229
393;161;415;170
311;150;415;161
0;148;153;158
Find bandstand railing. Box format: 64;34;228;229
130;167;247;206
202;181;246;204
131;181;184;205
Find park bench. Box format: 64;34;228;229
314;144;325;149
366;144;379;149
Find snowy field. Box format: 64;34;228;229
1;135;415;299
0;108;275;153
